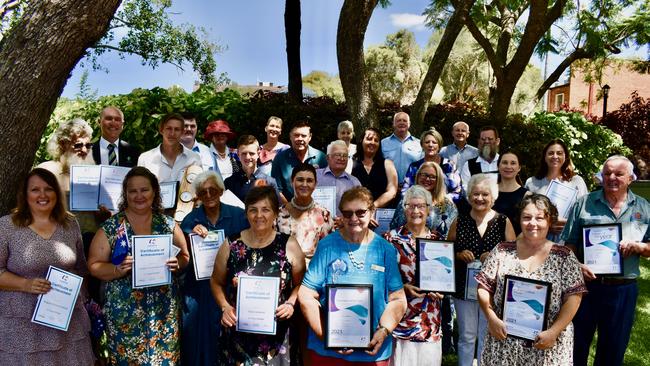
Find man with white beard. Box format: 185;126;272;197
459;125;501;193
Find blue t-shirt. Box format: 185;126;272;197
302;231;403;362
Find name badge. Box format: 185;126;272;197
370;264;385;272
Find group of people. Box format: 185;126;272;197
0;106;648;366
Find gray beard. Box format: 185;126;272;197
61;150;95;173
480;145;498;161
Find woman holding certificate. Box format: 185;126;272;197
88;167;190;365
277;163;334;261
448;174;516;366
0;168;93;365
524;140;588;236
180;170;249;366
383;185;444;365
476;194;586;365
299;187;407;365
211;186;306;365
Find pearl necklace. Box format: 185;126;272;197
290;197;315;211
343;231;371;270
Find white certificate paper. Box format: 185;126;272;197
545;180;578;218
236;276;280;335
374;208;396;235
69;165;101;211
312;186;337;216
31;266;83;331
132;235;173;288
190;230;225;280
582;224;623;275
326;285;372;349
98;166;131;211
502;276;550;341
160;181;178;209
417;239;456;293
465;262;481;301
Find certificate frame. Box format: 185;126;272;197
160;181;179;210
236;275;281;335
31;266;83;331
189;230;225;281
131;234;173;289
325;284;374;350
374;208;396;235
581;223;623;276
501;275;551;342
415;239;456;294
465;266;481;301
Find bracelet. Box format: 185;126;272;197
284;301;295;308
376;324;390;337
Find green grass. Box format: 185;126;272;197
442;258;650;366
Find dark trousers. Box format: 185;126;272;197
573;281;638;366
441;295;455;353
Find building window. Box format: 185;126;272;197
555;93;564;110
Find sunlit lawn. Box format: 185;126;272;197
441;258;650;366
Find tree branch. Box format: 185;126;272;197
92;44;185;71
464;15;503;79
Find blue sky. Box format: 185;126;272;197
60;1;645;98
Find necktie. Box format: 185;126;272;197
192;145;200;153
108;143;118;166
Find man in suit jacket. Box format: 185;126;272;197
92;106;140;167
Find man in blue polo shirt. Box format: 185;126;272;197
562;155;650;366
381;111;422;184
271;120;327;202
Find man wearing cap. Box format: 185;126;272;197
204;119;241;180
92;106;140;167
271;120;327;202
180;112;213;172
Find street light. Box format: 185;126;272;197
602;84;610;117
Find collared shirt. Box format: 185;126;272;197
460;154;500;193
315;166;361;216
271;145;327;200
439;143;479;171
187;140;214;172
381;133;422;183
209;145;239;179
137;144;202;183
561;189;650;279
258;142;290;176
99;137;120;165
224;167;280;202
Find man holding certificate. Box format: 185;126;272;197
88;167;190;365
562;156;650;366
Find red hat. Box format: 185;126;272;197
204;119;236;141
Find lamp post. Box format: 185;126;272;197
602;84;610;117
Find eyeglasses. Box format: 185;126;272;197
405;203;429;211
329;153;349;160
419;173;437;181
340;209;369;219
72;142;93;150
197;187;221;197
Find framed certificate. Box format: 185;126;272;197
160;181;179;209
31;266;83;331
131;234;173;288
312;186;337;216
69;165;101;211
190;230;225;280
465;265;481;301
374;208;396;235
325;284;373;349
502;275;551;341
544;180;578;219
582;223;623;275
236;275;280;335
415;239;456;293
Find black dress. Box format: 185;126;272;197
352;158;397;208
493;186;528;235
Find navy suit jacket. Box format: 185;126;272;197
92;139;141;167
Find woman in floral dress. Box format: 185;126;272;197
476;194;586;365
88;167;190;365
211;186;306;365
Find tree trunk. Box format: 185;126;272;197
410;0;475;133
0;0;121;215
488;76;519;123
285;0;303;103
337;0;379;132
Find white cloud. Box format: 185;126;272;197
389;13;427;31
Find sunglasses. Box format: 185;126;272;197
72;142;93;150
340;209;369;219
197;187;221;197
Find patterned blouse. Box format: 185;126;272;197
383;226;442;342
475;242;587;365
276;203;334;259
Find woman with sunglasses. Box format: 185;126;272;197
179;170;249;366
299;187;407;364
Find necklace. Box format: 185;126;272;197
343;231;371;270
291;197;315;211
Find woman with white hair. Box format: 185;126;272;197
337;120;356;173
447;174;516;366
179;170;249;366
383;185;445;365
